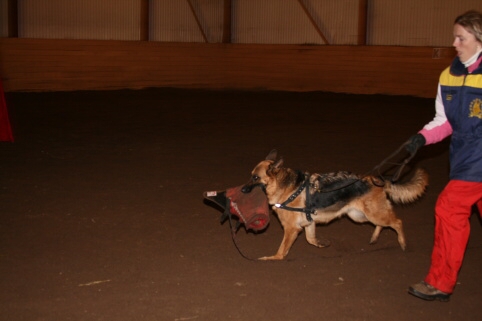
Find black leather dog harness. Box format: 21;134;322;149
274;174;316;222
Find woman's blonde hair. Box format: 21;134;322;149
455;10;482;43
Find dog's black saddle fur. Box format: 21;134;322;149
308;171;370;210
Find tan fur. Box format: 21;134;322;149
243;150;428;260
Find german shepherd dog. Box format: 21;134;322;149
241;150;428;260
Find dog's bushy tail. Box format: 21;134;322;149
383;168;429;204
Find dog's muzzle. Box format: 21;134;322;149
241;182;266;194
204;184;270;232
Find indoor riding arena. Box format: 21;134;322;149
1;1;482;321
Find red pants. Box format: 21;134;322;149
424;180;482;293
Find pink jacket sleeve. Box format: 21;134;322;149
419;84;453;145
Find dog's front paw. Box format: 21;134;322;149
258;255;284;261
316;238;331;248
307;237;331;248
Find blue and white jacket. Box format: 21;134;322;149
419;54;482;182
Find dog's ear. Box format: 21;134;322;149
265;149;278;161
267;158;283;176
272;158;283;169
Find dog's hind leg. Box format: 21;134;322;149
369;225;383;245
389;218;406;251
304;223;331;248
369;219;406;251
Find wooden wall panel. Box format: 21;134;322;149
0;38;455;97
18;0;141;40
369;0;482;46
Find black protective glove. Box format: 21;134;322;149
404;133;426;154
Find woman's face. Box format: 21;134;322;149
453;23;481;63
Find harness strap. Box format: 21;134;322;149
274;174;316;222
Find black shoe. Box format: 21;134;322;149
408;281;450;302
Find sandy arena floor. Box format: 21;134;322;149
1;88;481;321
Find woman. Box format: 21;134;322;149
405;10;482;302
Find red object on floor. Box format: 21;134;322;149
0;79;14;142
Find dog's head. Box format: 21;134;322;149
241;149;283;193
